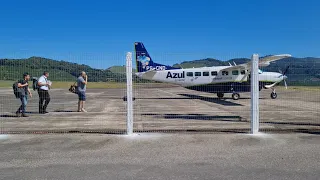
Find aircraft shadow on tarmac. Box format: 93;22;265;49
178;94;245;106
141;113;244;122
137;94;248;106
262;121;320;127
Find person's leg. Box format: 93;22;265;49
80;92;87;112
21;96;28;117
78;100;82;112
16;97;23;117
78;92;82;112
43;91;50;113
38;90;45;113
82;101;86;112
24;96;28;112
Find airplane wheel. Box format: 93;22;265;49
232;93;240;100
217;93;224;98
270;92;277;99
123;96;136;101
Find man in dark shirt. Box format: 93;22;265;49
16;73;32;117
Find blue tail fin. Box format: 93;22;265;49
135;42;180;72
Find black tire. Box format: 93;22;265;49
123;96;136;101
270;92;277;99
217;92;224;98
232;93;240;100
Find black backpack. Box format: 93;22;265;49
32;77;39;91
12;82;22;98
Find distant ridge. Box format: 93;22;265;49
0;56;125;82
171;57;320;85
1;56;319;85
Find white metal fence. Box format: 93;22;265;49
0;53;319;134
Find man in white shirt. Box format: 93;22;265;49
37;71;51;114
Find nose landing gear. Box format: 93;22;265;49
232;93;240;100
270;88;277;99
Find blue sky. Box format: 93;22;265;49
1;0;319;69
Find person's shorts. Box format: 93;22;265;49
78;91;86;101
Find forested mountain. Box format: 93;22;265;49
172;57;320;85
1;56;319;85
0;57;126;82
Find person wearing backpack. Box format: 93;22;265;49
15;73;32;117
37;71;51;114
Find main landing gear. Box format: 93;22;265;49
217;92;224;98
217;92;240;100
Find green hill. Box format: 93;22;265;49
172;58;252;68
2;56;320;86
173;57;320;86
107;65;153;83
0;57;126;82
107;65;137;74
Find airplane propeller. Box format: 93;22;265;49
278;65;290;89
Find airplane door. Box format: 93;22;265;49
185;71;194;85
202;71;210;84
210;71;218;83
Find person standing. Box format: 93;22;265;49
16;73;32;117
77;71;88;112
37;71;51;114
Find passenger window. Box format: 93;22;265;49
211;71;218;76
187;72;193;77
203;72;209;76
222;71;229;76
241;70;246;75
232;70;239;75
195;72;201;76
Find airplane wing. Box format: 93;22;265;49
223;54;292;71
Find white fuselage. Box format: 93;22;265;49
136;66;286;87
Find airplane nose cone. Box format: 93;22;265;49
283;75;288;80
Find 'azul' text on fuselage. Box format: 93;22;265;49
166;71;185;78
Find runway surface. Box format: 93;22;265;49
1;86;319;179
0;133;319;180
0;86;319;133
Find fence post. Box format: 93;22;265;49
126;52;133;135
251;54;259;134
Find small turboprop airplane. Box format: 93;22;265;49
135;42;291;100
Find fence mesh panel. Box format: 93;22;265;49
0;53;319;134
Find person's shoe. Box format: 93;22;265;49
44;111;49;114
81;108;87;113
21;114;28;117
